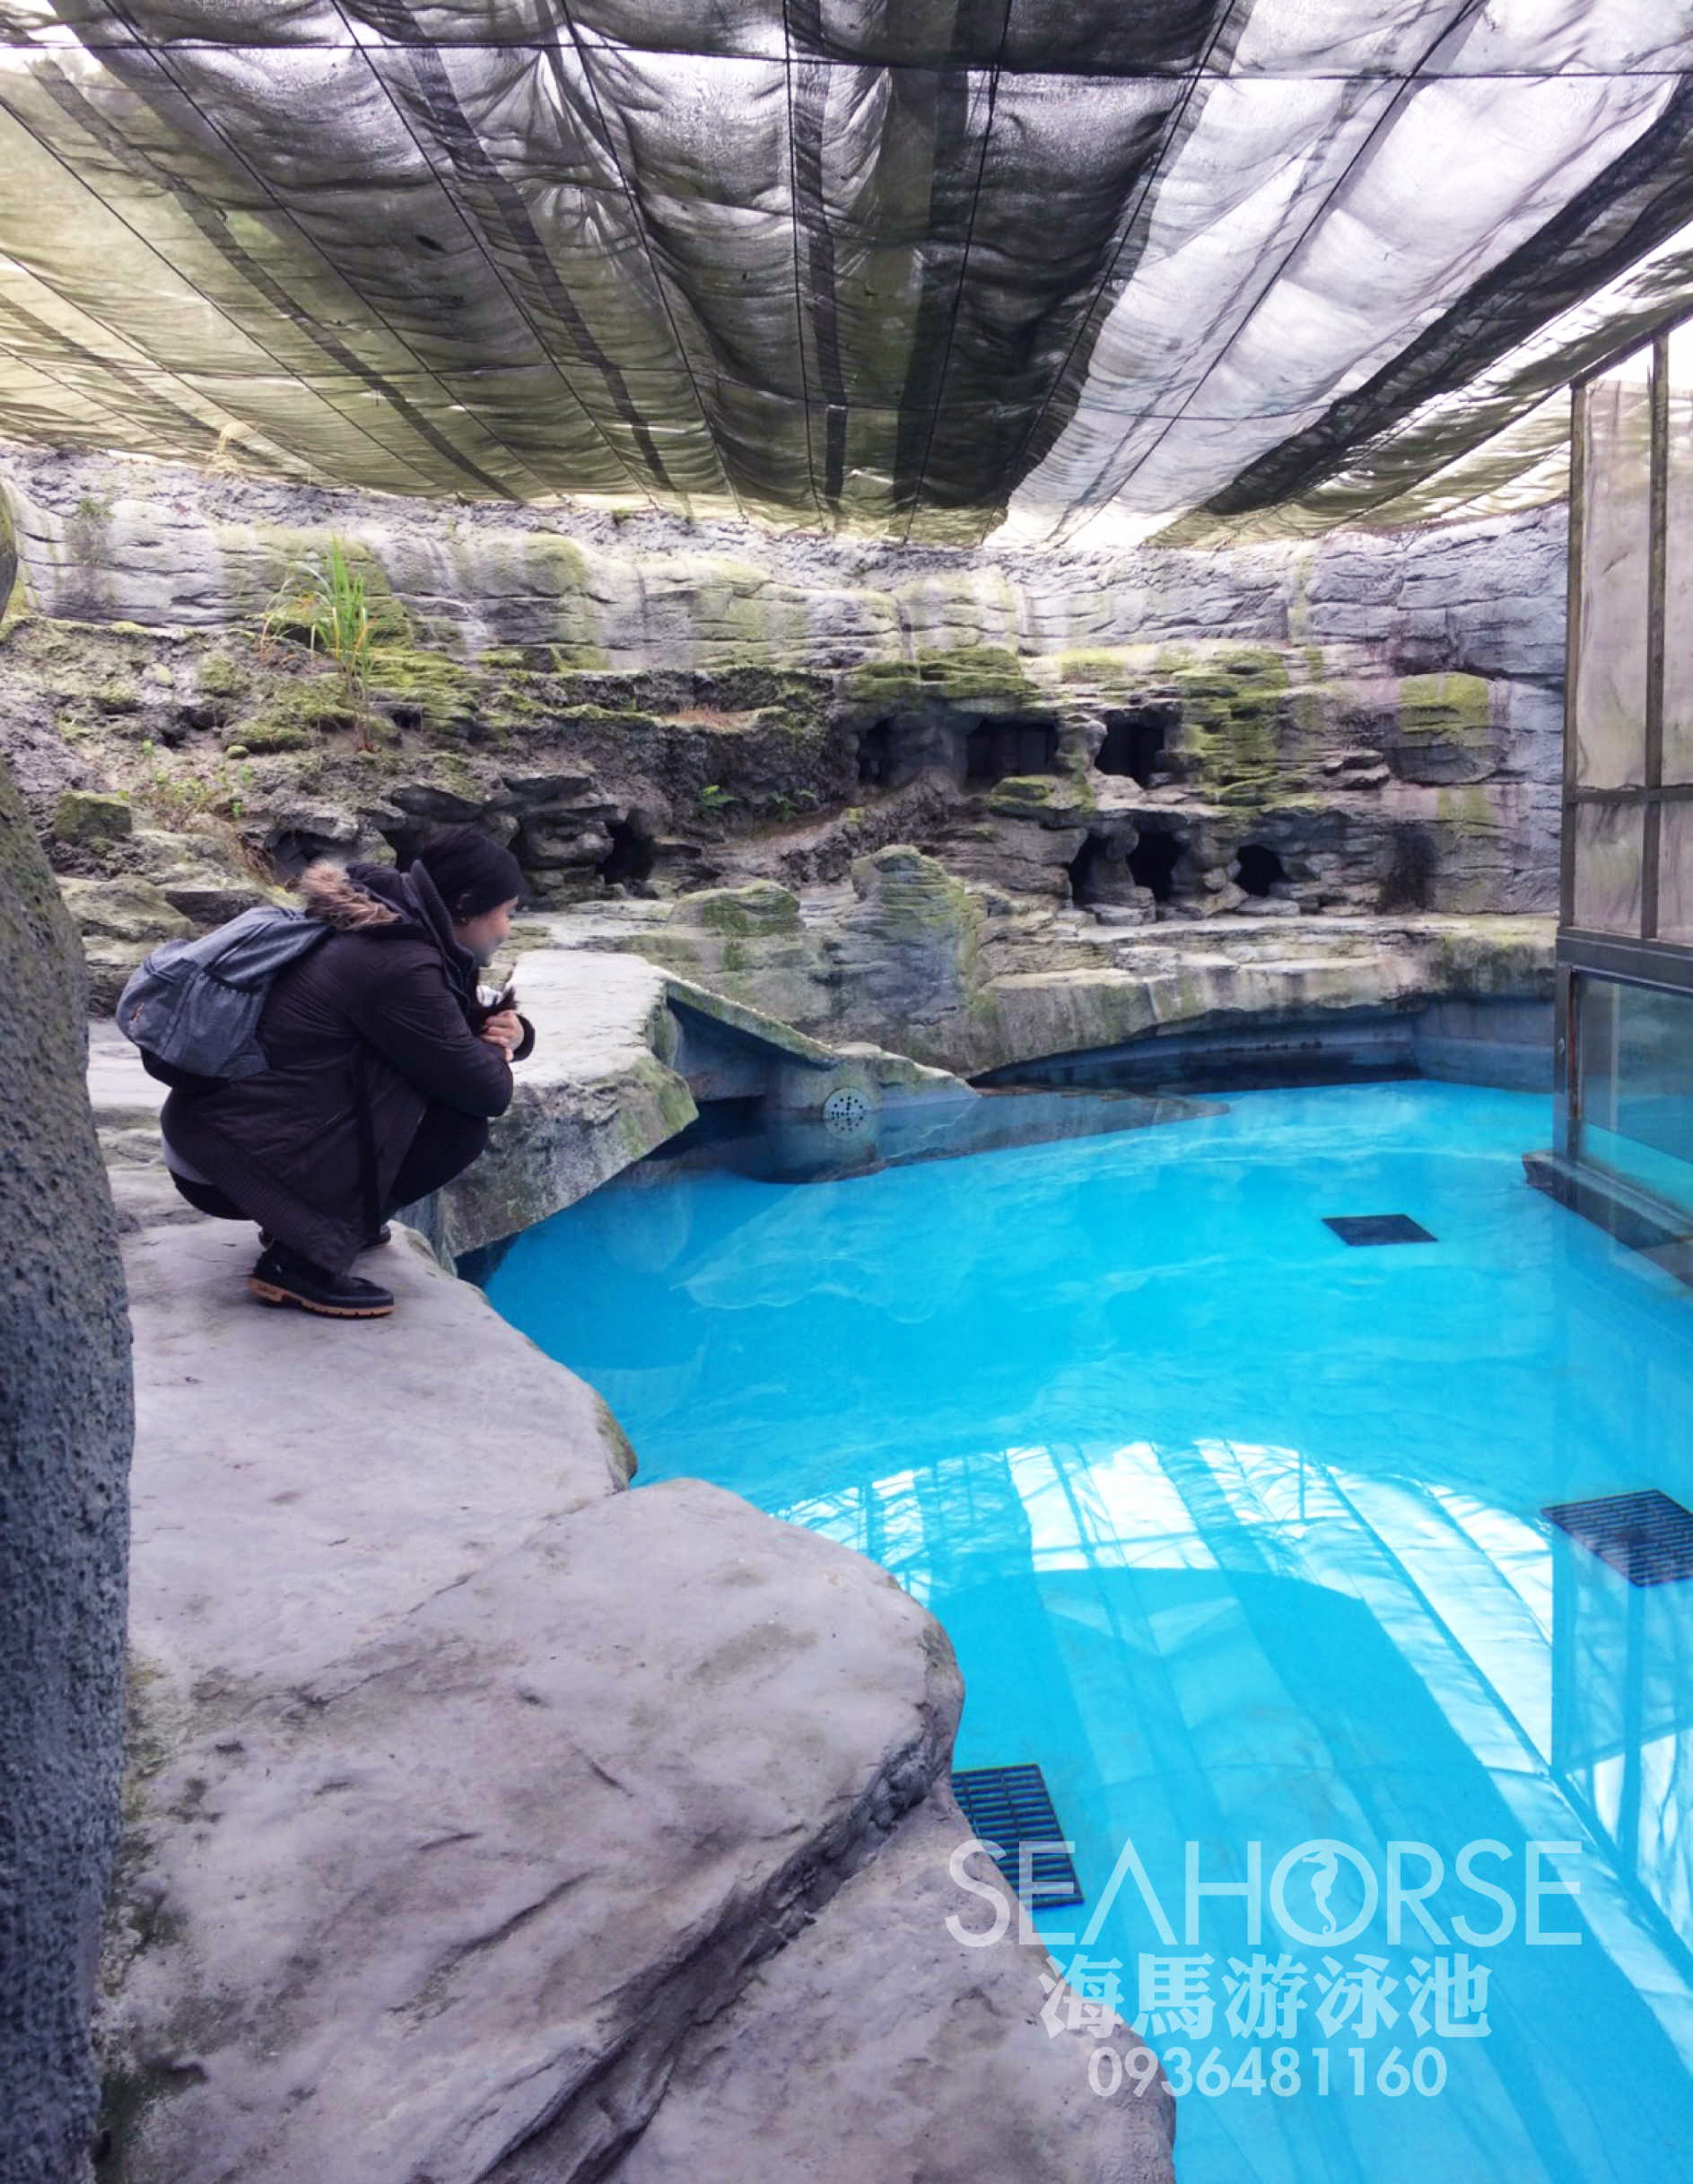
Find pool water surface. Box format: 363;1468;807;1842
477;1080;1693;2184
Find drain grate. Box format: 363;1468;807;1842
822;1087;871;1135
1542;1489;1693;1586
1323;1213;1436;1246
951;1763;1084;1907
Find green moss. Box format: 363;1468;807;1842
1165;649;1291;808
196;651;244;699
239;679;359;741
364;644;478;738
986;770;1095;817
685;882;803;939
655;1066;698;1135
231;720;313;754
842;660;925;707
52;788;132;843
851;846;979;946
593;1393;639;1481
842;644;1039;708
92;680;141;715
988;773;1058;805
1399;672;1491;744
1055;649;1134;686
1436;784;1497;834
431;749;482;798
549;702;656;730
914;644;1036;700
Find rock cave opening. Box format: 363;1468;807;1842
1127;828;1185;904
858;719;894;786
1378;826;1438;912
1096;705;1176;786
964;717;1060;787
1235;843;1287;897
599;810;657;888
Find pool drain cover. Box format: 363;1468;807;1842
1542;1489;1693;1586
951;1764;1084;1907
822;1088;871;1135
1323;1214;1436;1246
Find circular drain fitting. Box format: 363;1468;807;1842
823;1088;872;1135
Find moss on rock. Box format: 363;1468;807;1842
674;882;804;939
1164;649;1291;808
1399;672;1492;743
196;652;245;700
53;788;132;843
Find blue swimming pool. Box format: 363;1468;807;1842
477;1080;1693;2184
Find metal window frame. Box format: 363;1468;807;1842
1562;319;1693;1184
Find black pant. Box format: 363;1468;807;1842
169;1104;489;1232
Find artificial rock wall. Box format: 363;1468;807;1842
0;752;133;2184
0;450;1564;998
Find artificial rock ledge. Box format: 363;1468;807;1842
105;1150;1172;2184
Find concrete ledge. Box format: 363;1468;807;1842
612;1785;1174;2184
107;1214;1174;2184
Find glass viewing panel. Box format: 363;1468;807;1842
1574;349;1652;791
1575;975;1693;1225
1664;324;1693;786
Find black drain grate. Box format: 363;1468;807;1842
951;1763;1084;1907
1542;1489;1693;1586
1323;1214;1436;1246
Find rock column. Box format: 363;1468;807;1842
0;752;133;2182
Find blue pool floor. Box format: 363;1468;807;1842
478;1081;1693;2184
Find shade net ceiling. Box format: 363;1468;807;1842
4;3;1693;546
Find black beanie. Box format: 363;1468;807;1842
408;826;524;920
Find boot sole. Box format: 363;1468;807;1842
249;1277;394;1319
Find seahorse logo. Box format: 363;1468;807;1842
1297;1846;1342;1938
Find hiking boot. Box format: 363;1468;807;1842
249;1243;395;1319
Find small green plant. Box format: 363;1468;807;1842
136;744;266;839
262;537;402;750
137;738;214;828
696;782;738;817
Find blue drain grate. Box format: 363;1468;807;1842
951;1763;1084;1907
1323;1213;1436;1245
1542;1489;1693;1586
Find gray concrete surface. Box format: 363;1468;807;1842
104;1216;1175;2184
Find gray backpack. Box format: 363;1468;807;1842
117;905;330;1084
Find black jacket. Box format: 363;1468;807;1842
161;860;534;1272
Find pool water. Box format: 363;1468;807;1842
477;1081;1693;2184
